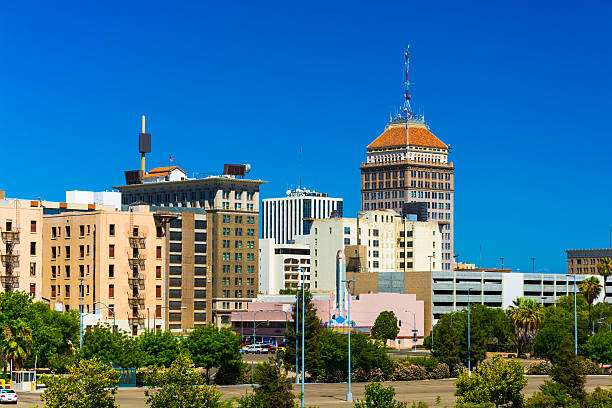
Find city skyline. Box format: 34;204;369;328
1;1;610;274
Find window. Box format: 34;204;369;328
30;220;37;233
156;266;162;279
65;246;70;259
108;264;114;278
156;305;162;318
109;244;115;258
344;227;350;234
51;266;57;279
65;265;70;278
65;226;71;237
79;265;84;278
109;285;114;298
109;224;115;236
51;285;56;297
30;262;36;276
344;238;350;245
65;285;71;298
51;227;57;239
79;245;85;258
30;242;36;256
79;225;85;237
156;285;162;298
156;246;162;259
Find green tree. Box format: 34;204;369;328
596;258;611;301
533;307;574;364
27;303;79;369
507;297;544;355
282;289;323;379
579;276;602;333
1;319;33;369
317;329;393;381
583;331;612;364
549;355;586;401
237;362;295;408
455;355;527;408
429;312;460;369
38;357;119;408
139;330;181;367
370;311;400;342
354;382;405;408
81;326;143;368
183;325;242;383
145;354;230;408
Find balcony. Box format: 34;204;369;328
128;254;146;270
129;235;146;249
128;275;146;289
0;274;19;288
127;314;146;327
128;294;145;307
433;282;454;291
1;229;20;245
1;253;19;268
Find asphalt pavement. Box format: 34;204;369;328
15;376;611;407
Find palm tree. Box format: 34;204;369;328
597;258;611;301
580;276;602;334
507;297;544;356
1;320;33;370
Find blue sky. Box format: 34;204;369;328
1;1;610;274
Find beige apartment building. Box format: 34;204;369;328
0;196;43;299
42;205;167;335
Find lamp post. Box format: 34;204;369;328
467;287;472;374
300;271;305;408
79;277;87;352
94;302;115;334
405;310;417;352
566;274;578;357
342;279;355;402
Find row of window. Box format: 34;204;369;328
222;215;256;224
221;253;256;261
221;240;256;249
221;277;256;286
221;265;256;273
51;264;163;280
220;289;255;298
221;228;255;236
50;244;163;259
363;171;451;181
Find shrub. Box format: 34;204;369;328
455;403;495;408
549;356;586;401
538;381;572;407
585;387;612;407
427;363;450;379
354;382;405;408
351;367;385;382
404;356;438;372
523;393;557;408
579;358;601;375
526;361;552;375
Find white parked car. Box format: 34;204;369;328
0;389;17;404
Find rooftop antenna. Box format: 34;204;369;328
403;46;413;120
139;115;151;174
298;147;302;189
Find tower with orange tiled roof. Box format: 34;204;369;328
360;48;455;273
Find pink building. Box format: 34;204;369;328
231;293;424;348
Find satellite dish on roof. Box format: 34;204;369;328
244;163;251;173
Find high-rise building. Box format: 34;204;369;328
360;50;454;270
114;164;265;327
261;188;342;244
258;238;311;295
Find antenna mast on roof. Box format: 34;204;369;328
403;46;413;120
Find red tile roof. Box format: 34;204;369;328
143;166;185;178
367;124;447;149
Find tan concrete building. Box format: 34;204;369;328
42;205;167;335
0;196;43;299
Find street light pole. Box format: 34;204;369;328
342;279;355;402
531;257;536;273
301;272;305;408
468;287;472;374
567;274;578;357
295;268;303;385
94;302;115;334
405;310;417;352
79;277;87;352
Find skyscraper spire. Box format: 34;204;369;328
403;46;413;119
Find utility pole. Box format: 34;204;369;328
499;257;504;270
531;257;536;273
342;279;355;402
468;287;472;374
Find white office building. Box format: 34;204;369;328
259;238;311;295
261;188;342;244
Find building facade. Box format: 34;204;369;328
361;118;454;271
115;165;265;327
261;189;342;244
0;198;43;300
309;210;441;295
258;238;311;295
42;205;167;335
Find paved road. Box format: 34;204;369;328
15;376;611;407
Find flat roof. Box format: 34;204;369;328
114;176;267;192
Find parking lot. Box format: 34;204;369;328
14;376;611;407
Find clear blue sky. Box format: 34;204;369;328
1;1;610;274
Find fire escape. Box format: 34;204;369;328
0;222;20;291
127;219;146;328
